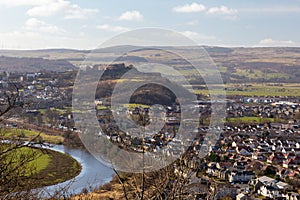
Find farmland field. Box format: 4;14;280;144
194;83;300;97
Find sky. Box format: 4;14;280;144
0;0;300;49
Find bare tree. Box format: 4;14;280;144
0;132;44;194
0;83;46;198
112;153;203;200
0;83;81;200
1;86;26;191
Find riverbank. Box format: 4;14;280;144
72;172;159;200
40;144;114;198
71;175;125;200
1;127;114;197
31;148;82;189
0;143;81;193
2;128;64;144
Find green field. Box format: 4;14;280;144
1;128;81;191
194;84;300;97
97;105;109;110
227;117;275;124
39;107;71;115
4;129;64;144
234;69;291;80
3;146;51;176
123;103;151;109
1;143;81;191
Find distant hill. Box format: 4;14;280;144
0;56;76;73
0;46;300;82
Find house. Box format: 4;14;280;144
246;161;264;172
294;154;300;165
283;158;298;169
26;73;37;80
270;123;282;129
228;170;255;183
236;193;248;200
236;146;252;156
234;161;249;170
219;169;231;180
286;192;300;200
239;148;252;156
252;151;267;161
258;185;287;199
255;176;292;199
216;162;232;170
285;152;296;159
206;162;219;177
267;152;285;164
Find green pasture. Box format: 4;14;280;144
227;117;275;124
2;145;51;176
3;128;64;144
194;84;300;97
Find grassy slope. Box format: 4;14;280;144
1;144;81;191
1;128;81;191
4;146;51;176
31;149;82;187
4;128;64;144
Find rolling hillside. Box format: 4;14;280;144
0;46;300;83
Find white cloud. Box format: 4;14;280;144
181;31;216;42
173;3;206;13
25;18;65;34
173;3;237;20
206;6;238;20
64;4;98;19
25;18;43;27
26;0;69;17
118;10;143;21
207;6;237;15
258;38;296;47
0;0;98;19
96;24;130;32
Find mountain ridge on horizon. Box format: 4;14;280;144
0;45;299;83
1;45;300;53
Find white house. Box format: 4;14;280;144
256;176;292;199
236;193;248;200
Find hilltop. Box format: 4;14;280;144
0;46;300;82
0;56;75;73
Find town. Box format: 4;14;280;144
1;0;300;199
1;63;300;199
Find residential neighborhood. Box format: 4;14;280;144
1;64;300;199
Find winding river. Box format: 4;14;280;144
39;144;115;197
